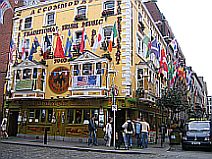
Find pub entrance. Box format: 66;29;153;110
8;111;19;136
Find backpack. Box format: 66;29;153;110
127;121;133;131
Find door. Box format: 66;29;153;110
8;111;19;136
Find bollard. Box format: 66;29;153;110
44;128;47;144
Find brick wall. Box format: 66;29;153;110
0;0;23;121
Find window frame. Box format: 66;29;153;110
44;12;56;26
23;16;33;30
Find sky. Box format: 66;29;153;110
156;0;212;95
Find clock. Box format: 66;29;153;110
49;67;69;94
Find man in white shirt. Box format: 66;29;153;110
141;118;150;148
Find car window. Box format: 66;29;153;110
188;122;210;131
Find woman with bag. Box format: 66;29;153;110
105;117;113;147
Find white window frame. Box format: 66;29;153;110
102;0;116;15
23;16;33;30
44;11;56;26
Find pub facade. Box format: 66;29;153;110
5;0;169;142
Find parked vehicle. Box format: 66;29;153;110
182;120;212;151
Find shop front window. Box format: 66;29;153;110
67;109;74;124
76;109;82;124
41;109;46;122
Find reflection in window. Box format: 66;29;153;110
67;109;74;124
23;69;32;79
84;109;90;120
41;109;46;122
29;109;34;122
46;12;55;26
48;109;53;123
76;109;82;124
35;109;40;123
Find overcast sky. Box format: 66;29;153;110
156;0;212;95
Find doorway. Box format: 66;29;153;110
8;111;19;136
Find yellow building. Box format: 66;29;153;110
5;0;169;142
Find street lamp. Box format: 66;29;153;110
108;68;117;148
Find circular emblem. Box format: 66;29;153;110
49;67;69;94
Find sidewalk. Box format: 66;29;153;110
0;137;172;154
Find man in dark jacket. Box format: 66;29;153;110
88;115;97;146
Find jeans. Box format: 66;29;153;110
88;130;97;145
135;133;141;147
141;132;148;148
125;134;133;147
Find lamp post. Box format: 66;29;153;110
109;68;117;148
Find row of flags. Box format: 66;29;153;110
0;0;12;24
17;21;118;61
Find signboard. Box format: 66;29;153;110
73;75;100;88
112;105;117;111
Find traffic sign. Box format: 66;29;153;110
112;105;117;111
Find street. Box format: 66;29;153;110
0;143;211;159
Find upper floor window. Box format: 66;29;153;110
136;34;142;56
102;1;115;16
75;6;87;21
74;31;83;44
45;12;55;26
137;69;143;88
24;17;32;29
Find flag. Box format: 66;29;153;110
54;33;65;58
159;48;168;73
0;0;12;24
43;33;51;59
21;37;26;61
108;22;117;52
80;28;86;53
28;36;40;61
151;38;160;60
64;29;73;58
92;25;104;52
170;38;178;55
9;38;16;63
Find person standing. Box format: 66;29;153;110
122;117;135;149
1;117;8;139
134;118;142;147
105;117;113;147
141;118;150;148
88;115;97;146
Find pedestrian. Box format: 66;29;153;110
141;118;150;148
1;117;8;139
88;115;98;146
122;117;135;149
134;118;142;147
105;117;113;147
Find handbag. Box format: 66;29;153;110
104;133;108;141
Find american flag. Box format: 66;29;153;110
0;0;12;24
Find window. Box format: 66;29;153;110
76;109;82;124
77;6;86;17
96;63;102;74
29;109;34;122
82;63;92;75
137;69;143;88
73;65;79;76
103;1;115;16
24;17;32;29
138;12;142;23
75;31;82;44
16;70;21;80
45;12;55;26
23;69;32;79
35;109;40;123
41;109;46;122
47;109;53;123
136;34;142;55
67;109;74;124
104;26;113;41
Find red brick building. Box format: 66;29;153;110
0;0;22;122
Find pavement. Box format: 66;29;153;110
0;136;180;155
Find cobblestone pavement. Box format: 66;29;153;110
0;142;211;159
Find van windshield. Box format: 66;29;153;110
188;122;210;131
